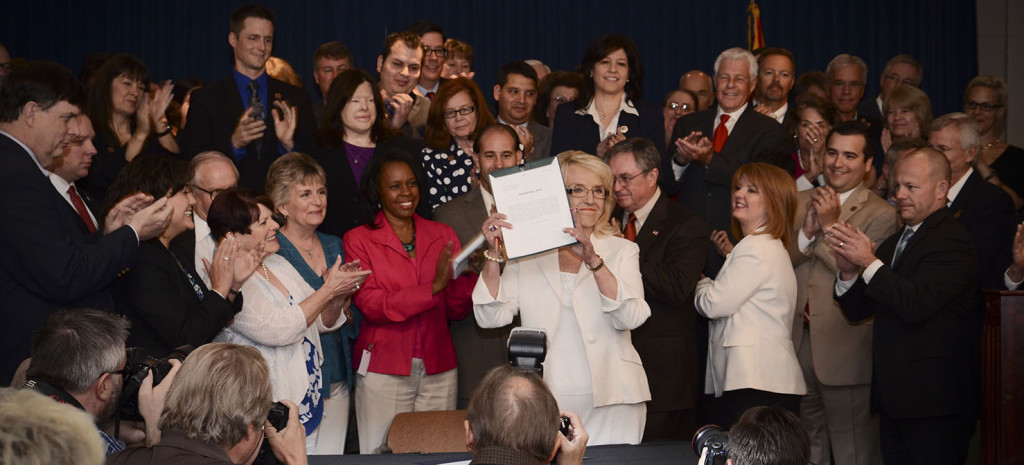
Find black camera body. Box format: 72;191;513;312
267;401;289;431
118;346;192;422
507;327;547;375
692;424;729;465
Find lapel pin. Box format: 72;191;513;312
954;210;962;218
850;206;858;212
618;125;629;135
274;92;282;100
652;230;659;236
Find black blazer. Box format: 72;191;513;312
836;207;981;419
0;133;138;381
550;99;665;157
115;240;241;357
619;194;708;413
310;134;424;238
949;170;1014;289
179;74;316;192
660;106;786;276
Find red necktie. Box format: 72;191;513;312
426;91;435;100
712;114;731;153
68;185;97;233
624;213;637;241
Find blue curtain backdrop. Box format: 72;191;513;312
1;0;976;115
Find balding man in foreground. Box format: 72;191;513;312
828;149;981;465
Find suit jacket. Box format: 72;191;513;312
550;99;665;157
0;133;138;381
836;207;981;419
789;184;899;385
434;187;517;407
619;194;708;412
179;74;316;192
343;212;475;376
473;234;652;407
857;98;883;126
527;120;553;161
661;106;786;276
115;240;241;357
949;170;1014;289
695;233;806;397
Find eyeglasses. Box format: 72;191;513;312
565;185;608;199
190;183;227;198
553;96;572;104
964;101;1002;112
423;47;448;58
105;366;132;379
613;171;648;185
0;63;11;73
443;105;476;119
667;102;693;111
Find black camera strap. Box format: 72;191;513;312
24;377;86;411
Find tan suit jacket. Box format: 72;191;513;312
789;184;898;385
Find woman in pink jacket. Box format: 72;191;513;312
343;148;475;454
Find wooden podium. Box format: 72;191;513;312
983;290;1024;465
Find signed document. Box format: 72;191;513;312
489;157;576;259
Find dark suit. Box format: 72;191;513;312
526;121;552;161
433;187;518;408
0;133;138;382
836;207;981;464
949;170;1014;289
660;106;786;277
179;74;316;192
619;194;708;441
857;98;883;127
115;241;241;357
551;99;665;157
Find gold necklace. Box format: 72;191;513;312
983;138;1002;150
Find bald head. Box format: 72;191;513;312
893;148;951;226
190;152;239;220
679;70;713;110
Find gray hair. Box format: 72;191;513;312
605;137;661;172
826;54;868;84
714;47;758;81
883;54;923;86
25;309;129;395
931;112;980;151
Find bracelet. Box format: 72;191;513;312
984;170;997;181
482;249;506;264
585;256;605;272
229;289;241;296
155;124;172;137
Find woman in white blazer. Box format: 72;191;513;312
695;162;806;429
474;151;651;445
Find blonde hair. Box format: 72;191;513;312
731;163;797;247
0;388;105;465
265;152;327;222
159;343;272;449
266;56;302;88
557;150;616;237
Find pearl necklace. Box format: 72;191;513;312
260;262;270;281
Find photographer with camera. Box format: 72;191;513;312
465;366;588;465
693;406;810;465
22;308;180;454
109;342;309;465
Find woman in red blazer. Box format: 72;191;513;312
343;148;474;454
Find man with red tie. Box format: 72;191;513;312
606;137;707;441
661;47;787;278
49;115;100;232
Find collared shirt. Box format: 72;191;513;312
100;428;126;455
417;82;440;99
49;174;99;226
769;102;788;124
469;446;547;465
231;69;270;159
875;95;884;115
193;215;216;288
835;222;922;295
947;167;974;206
577;94;639;141
798;186;857;253
497;116;528;130
481;186;496;215
0;129;48;174
623;188;661;233
672;103;749;181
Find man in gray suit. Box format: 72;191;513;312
435;124;523;407
493;61;551;161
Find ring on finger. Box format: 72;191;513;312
840;241;845;248
488;225;497;231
